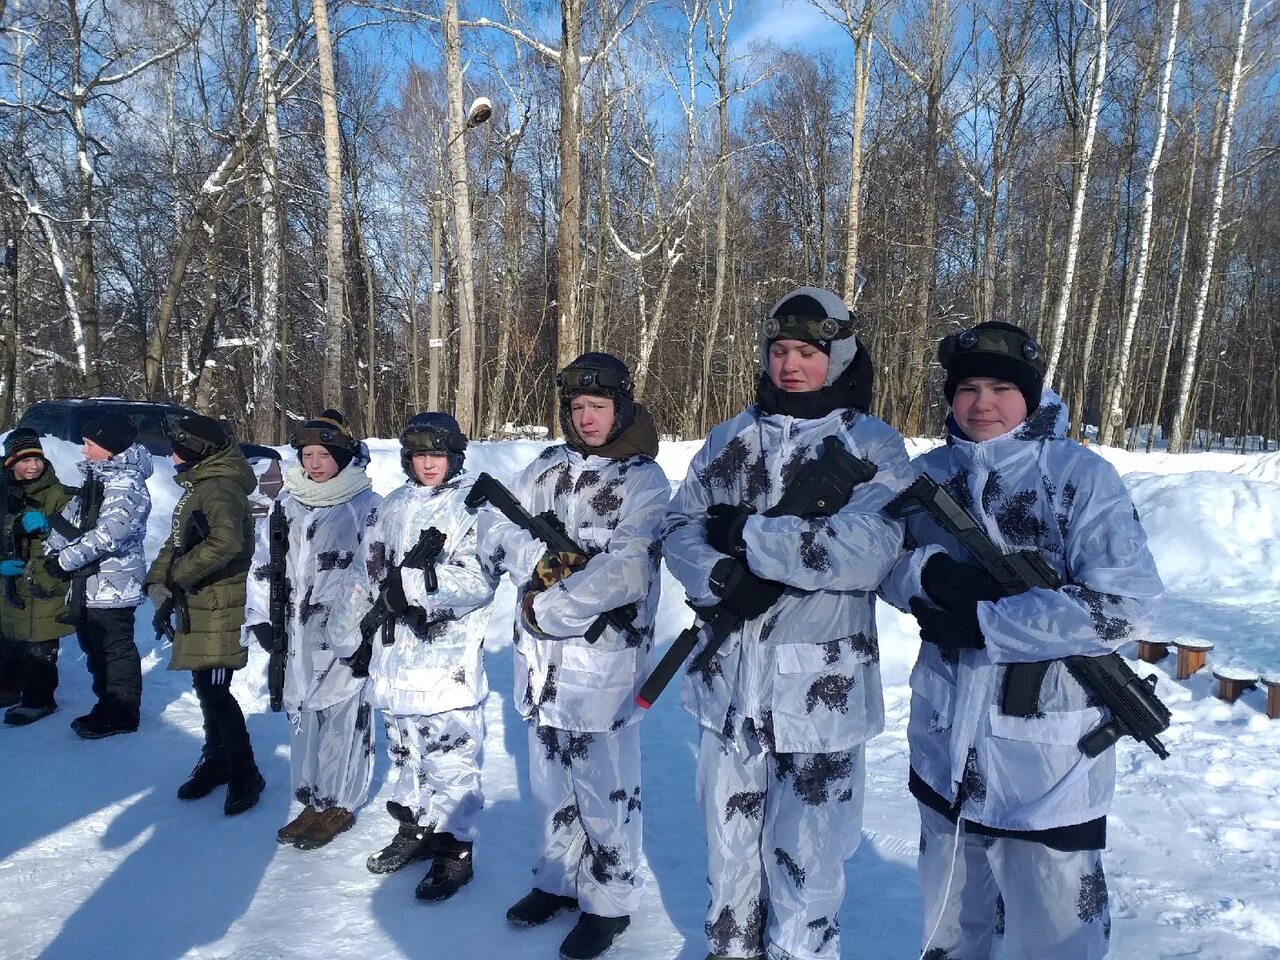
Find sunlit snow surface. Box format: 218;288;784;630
2;435;1277;959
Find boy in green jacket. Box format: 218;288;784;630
1;429;75;725
145;415;264;816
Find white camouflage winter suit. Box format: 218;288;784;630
244;465;380;813
479;442;668;919
332;473;497;841
878;393;1163;960
662;407;913;960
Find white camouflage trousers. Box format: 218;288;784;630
697;722;865;960
917;803;1111;960
288;688;375;813
528;722;644;919
383;706;485;842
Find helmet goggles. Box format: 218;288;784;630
556;364;632;395
290;423;359;454
938;326;1044;372
401;425;467;456
762;312;853;343
164;415;221;458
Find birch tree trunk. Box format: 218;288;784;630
313;0;347;405
443;0;479;434
1100;0;1180;446
555;0;584;389
1169;0;1251;453
1043;0;1108;386
67;0;101;392
251;0;284;442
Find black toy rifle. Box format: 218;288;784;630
465;474;642;646
0;470;21;608
345;526;448;679
51;477;104;624
154;510;212;645
637;435;879;709
267;502;289;712
885;473;1172;760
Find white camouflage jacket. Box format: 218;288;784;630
244;467;381;713
662;407;913;754
479;445;669;734
879;392;1164;832
331;474;497;717
45;444;154;609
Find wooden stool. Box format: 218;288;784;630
1263;676;1280;720
1136;638;1170;663
1212;668;1258;703
1173;639;1214;680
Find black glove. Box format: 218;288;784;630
342;637;373;678
44;555;71;581
247;622;274;653
705;503;751;560
921;553;1004;613
147;582;173;609
383;567;409;614
708;558;784;621
909;597;986;650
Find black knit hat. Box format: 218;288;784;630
291;409;359;473
4;428;45;469
556;352;636;448
400;411;467;482
940;321;1045;413
165;414;229;463
81;414;137;457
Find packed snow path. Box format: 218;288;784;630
2;437;1278;959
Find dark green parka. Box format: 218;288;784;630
0;465;75;642
146;444;257;671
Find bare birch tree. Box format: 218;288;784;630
313;0;348;405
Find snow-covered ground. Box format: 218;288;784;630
3;436;1279;960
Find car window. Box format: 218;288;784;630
134;413;173;455
16;403;65;438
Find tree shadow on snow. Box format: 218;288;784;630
34;708;290;960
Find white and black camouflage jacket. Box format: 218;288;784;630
244;466;381;714
478;445;669;734
331;474;497;718
663;407;913;754
45;444;154;609
879;391;1164;832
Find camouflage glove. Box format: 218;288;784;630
531;549;589;591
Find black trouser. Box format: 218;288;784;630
0;636;24;694
19;640;60;708
192;668;256;773
77;607;142;719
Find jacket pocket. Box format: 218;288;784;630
988;704;1107;747
771;641;868;753
908;661;955;731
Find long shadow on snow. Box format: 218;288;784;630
0;619;196;864
35;707;290;960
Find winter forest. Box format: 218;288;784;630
1;0;1277;450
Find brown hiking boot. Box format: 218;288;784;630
277;805;318;845
293;806;355;850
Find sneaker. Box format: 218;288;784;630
224;766;266;817
177;752;230;800
559;913;630;960
277;806;318;845
367;823;436;875
293;805;353;848
414;838;473;902
4;703;56;726
507;889;579;928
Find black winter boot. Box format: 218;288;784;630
414;834;473;902
224;762;266;816
177;749;230;800
559;913;631;960
507;889;579;928
4;703;56;725
367;821;436;875
0;682;19;709
72;702;138;739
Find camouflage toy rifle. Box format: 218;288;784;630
885;473;1172;760
267;502;289;712
637;435;879;709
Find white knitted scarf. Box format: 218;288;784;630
282;462;372;507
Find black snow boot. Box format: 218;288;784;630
72;702;138;740
559;913;630;960
0;680;19;709
224;761;266;816
4;703;56;725
177;749;230;800
507;889;580;928
414;834;473;902
367;821;436;875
